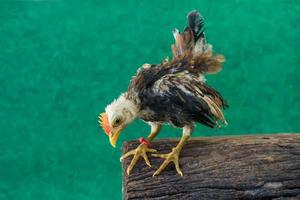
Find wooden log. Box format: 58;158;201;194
122;134;300;200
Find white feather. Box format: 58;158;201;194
105;93;138;125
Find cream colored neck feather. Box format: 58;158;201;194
105;93;138;124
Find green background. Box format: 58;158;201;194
0;0;299;199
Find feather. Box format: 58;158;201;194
129;64;228;128
161;10;225;76
187;10;205;41
125;10;228;129
173;29;184;55
192;53;225;74
171;10;212;61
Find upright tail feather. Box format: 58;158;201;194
187;10;205;42
171;10;208;60
171;10;224;75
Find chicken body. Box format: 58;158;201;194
100;10;228;176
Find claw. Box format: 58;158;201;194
120;144;157;175
142;152;152;167
152;148;183;176
175;160;183;176
127;153;139;175
120;150;135;161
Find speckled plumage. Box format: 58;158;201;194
125;10;228;128
101;10;230;176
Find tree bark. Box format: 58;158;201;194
122;134;300;200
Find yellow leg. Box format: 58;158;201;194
152;135;190;176
120;123;161;175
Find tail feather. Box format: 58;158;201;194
187;10;205;42
170;10;225;75
171;10;208;60
186;10;208;56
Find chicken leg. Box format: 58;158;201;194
120;122;161;175
152;126;192;176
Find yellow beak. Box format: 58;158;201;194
109;127;123;148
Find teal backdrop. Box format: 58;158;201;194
0;0;299;199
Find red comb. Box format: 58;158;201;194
98;112;111;136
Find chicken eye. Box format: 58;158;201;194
113;117;122;127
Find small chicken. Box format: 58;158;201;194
99;10;228;176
